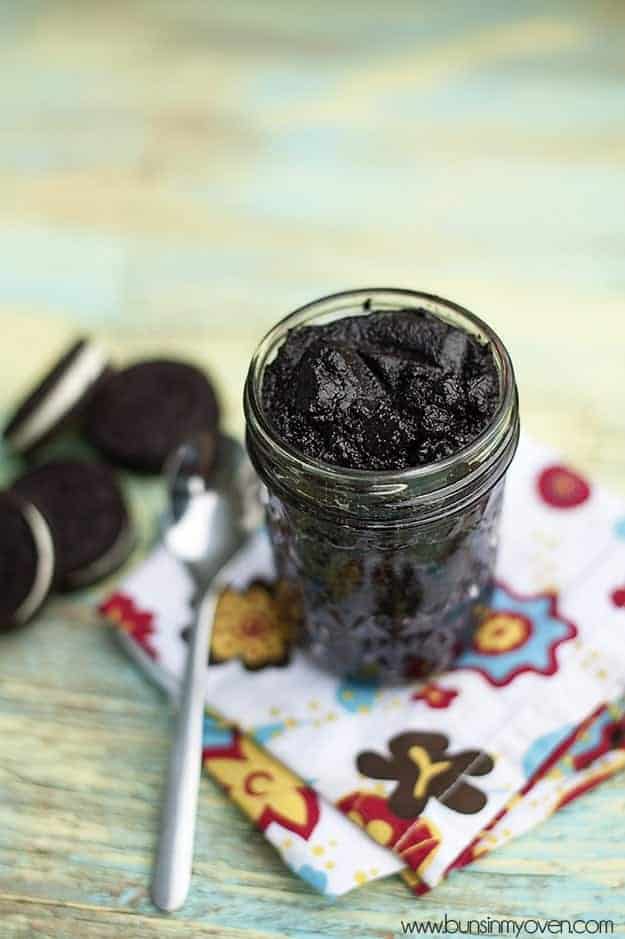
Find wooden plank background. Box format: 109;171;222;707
1;2;624;936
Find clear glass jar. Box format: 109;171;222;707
244;289;519;684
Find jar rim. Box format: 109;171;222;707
244;287;518;500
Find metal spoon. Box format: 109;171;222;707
151;432;260;912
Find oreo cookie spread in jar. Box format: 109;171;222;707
244;289;519;683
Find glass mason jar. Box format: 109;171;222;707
244;289;519;684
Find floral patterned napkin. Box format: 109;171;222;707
101;435;625;897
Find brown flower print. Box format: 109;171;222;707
357;732;494;819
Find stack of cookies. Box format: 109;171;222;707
1;339;220;632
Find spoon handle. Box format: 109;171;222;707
151;591;215;912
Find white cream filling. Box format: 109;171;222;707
15;503;55;624
7;341;108;451
65;521;135;588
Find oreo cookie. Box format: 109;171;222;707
84;359;220;473
12;460;134;591
3;338;111;455
0;492;55;632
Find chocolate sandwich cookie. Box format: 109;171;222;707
12;460;134;591
84;359;220;473
0;492;55;632
3;338;111;455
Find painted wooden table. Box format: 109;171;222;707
2;2;625;936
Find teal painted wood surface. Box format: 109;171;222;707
1;2;625;936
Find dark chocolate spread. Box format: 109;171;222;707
262;310;499;470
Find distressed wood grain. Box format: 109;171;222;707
1;1;625;936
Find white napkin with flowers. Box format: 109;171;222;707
101;435;625;896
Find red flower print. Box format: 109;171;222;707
411;683;459;709
554;770;615;812
338;791;408;847
537;465;590;509
100;592;157;659
445;840;481;873
403;872;431;895
610;587;625;609
338;791;441;874
571;715;625;772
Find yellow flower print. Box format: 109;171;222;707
210;579;300;669
474;612;531;654
204;731;319;839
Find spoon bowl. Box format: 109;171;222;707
163;433;251;579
